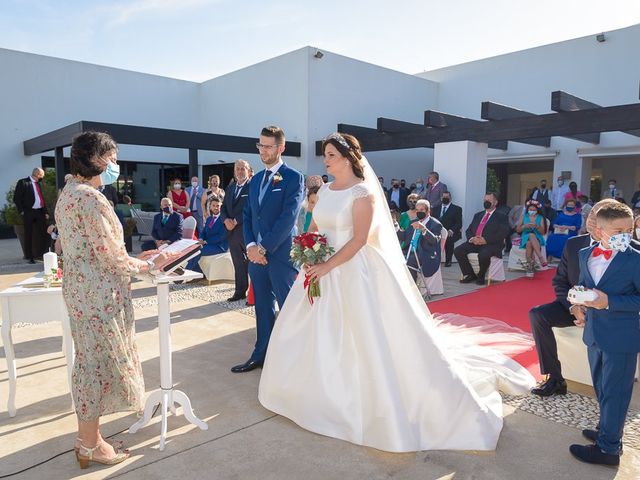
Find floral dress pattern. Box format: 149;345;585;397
55;178;147;421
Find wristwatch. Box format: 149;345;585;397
258;245;267;256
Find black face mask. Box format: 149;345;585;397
162;206;171;213
540;184;547;189
483;200;493;210
416;211;428;220
441;197;450;205
407;201;416;209
392;184;399;189
400;182;406;188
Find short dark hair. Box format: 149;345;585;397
442;190;451;197
70;131;117;178
261;126;285;144
485;192;498;201
208;195;221;204
429;171;439;180
596;202;633;223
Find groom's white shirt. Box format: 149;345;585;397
247;158;285;249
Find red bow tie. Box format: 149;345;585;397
592;246;612;260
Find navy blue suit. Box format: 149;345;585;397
578;245;640;454
243;163;304;363
398;217;443;278
186;215;228;273
141;212;184;251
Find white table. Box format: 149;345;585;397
1;274;74;417
129;269;208;450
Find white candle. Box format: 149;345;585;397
43;251;58;274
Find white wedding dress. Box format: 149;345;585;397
258;176;535;452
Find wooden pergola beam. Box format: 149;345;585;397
551;90;640;138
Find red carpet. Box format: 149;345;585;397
429;269;558;379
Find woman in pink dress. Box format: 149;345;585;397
562;181;583;212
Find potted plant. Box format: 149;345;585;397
123;217;136;253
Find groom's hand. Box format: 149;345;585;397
247;245;268;265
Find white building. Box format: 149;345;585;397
2;23;640;219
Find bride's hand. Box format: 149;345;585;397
306;262;332;281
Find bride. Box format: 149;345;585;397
258;133;535;452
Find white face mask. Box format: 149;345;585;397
606;232;632;252
415;183;423;189
609;184;616;190
174;183;181;189
191;181;198;188
528;210;537;216
558;180;564;187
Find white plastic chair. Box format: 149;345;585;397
199;252;235;282
467;253;505;285
182;216;197;240
131;208;156;240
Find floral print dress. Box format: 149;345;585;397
55;178;147;421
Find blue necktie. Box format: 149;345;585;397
262;171;272;188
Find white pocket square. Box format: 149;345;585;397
241;194;248;197
272;189;282;192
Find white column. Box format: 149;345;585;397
554;150;592;194
434;141;488;232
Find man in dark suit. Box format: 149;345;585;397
398;199;443;281
13;168;49;263
438;191;462;267
221;159;251;302
454;192;509;285
530;179;550;214
98;183;119;209
141;197;184;251
386;178;408;212
529;199;639;398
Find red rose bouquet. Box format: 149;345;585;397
290;232;334;304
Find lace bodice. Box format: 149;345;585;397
313;182;373;250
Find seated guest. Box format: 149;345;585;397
454;192;509;285
546;199;581;260
397;200;442;282
399;193;419;231
187;196;228;273
298;186;320;233
141;197;183;251
563;181;583;212
543;198;557;225
516;200;548;268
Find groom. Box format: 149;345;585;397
231;126;304;373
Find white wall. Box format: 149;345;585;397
0;47;199;198
307;48;438;184
418;23;640;194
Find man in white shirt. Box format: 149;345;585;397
186;176;204;234
551;175;570;211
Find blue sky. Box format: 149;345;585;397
2;0;640;82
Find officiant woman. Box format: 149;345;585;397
55;131;173;470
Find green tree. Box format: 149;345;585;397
486;167;501;196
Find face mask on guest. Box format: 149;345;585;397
557;180;564;187
565;205;575;212
606;232;631;252
415;182;423;189
99;162;120;186
540;183;547;189
528;209;537;215
416;211;428;220
162;206;171;214
174;183;181;189
192;181;198;188
483;200;493;210
407;201;416;209
609;183;616;190
441;197;450;205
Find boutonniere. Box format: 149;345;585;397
272;172;283;186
